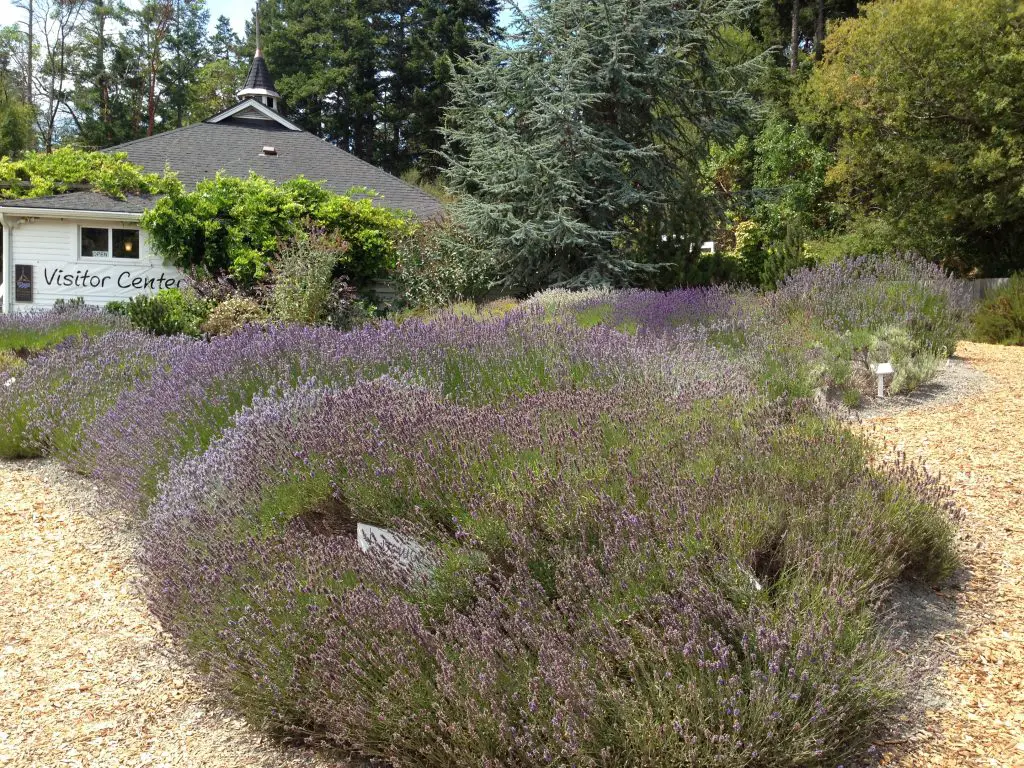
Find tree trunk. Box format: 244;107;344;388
26;0;33;101
814;0;825;60
790;0;800;73
147;60;157;135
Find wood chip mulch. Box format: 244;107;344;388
863;342;1024;767
0;460;344;768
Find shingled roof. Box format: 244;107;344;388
105;103;444;220
242;51;277;94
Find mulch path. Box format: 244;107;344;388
0;460;342;768
0;342;1020;766
863;342;1024;767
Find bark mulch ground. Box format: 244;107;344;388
0;460;343;768
863;342;1024;767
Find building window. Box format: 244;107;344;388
267;97;274;110
81;226;139;259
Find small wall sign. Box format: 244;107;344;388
14;264;32;302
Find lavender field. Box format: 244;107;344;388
0;255;972;766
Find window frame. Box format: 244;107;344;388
79;224;141;261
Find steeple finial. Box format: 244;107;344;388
255;5;261;54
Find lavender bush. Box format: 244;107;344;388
1;260;966;765
0;306;128;354
82;312;745;512
140;375;957;766
0;331;185;459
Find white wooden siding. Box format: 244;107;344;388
8;216;187;311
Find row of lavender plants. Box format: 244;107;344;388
0;255;966;766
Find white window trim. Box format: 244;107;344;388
79;224;141;261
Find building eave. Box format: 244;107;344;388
205;99;302;131
0;206;145;221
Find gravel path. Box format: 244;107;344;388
863;342;1024;767
0;460;343;768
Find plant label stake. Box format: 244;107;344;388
870;362;894;397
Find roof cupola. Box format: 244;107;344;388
237;13;281;112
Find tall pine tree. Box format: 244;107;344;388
160;0;210;129
258;0;499;175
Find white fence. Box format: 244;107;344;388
967;278;1010;301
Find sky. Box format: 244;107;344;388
0;0;254;36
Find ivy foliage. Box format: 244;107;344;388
141;174;415;284
0;147;177;199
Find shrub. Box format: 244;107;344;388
391;220;496;309
142;174;413;284
775;253;972;355
0;306;128;354
0;349;23;375
80;314;743;513
0;331;184;460
141;378;957;767
268;228;350;324
972;273;1024;345
108;287;211;336
199;296;268;336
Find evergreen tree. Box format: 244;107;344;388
259;0;499;175
161;0;210;129
442;0;762;293
209;14;241;64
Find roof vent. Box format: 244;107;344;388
261;146;277;156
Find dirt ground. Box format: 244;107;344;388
0;341;1020;767
864;342;1024;767
0;461;343;768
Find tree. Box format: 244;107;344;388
187;58;244;122
259;0;500;176
30;0;86;150
209;14;240;64
0;27;35;155
800;0;1024;275
442;0;762;294
161;0;210;129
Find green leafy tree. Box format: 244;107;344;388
187;58;244;122
442;0;762;293
800;0;1024;275
0;27;35;155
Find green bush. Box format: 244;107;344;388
200;296;268;336
0;349;23;375
269;229;350;324
391;220;496;309
973;273;1024;345
142;174;414;284
108;288;211;336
